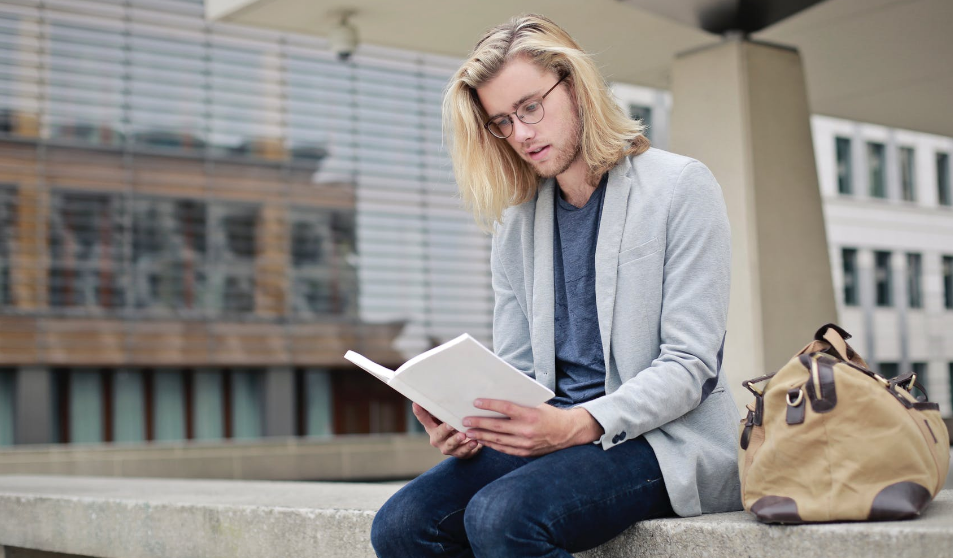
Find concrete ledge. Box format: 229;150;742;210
1;476;952;558
0;435;443;482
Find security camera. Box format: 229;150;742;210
328;16;358;62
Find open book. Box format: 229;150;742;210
344;333;554;432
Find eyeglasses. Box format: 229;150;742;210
484;75;567;139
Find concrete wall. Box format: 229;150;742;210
0;435;444;481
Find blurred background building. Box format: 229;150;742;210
0;0;950;473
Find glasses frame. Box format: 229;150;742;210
483;74;568;140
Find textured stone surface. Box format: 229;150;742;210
0;435;444;482
1;476;951;558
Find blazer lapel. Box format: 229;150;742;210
532;178;556;388
595;158;633;373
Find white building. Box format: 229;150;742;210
811;115;953;417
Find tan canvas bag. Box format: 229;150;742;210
738;323;950;523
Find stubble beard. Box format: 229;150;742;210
532;113;583;179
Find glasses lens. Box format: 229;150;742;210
517;100;545;125
488;119;511;139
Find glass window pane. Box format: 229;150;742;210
900;147;916;202
868;142;886;198
304;369;332;437
193;370;223;440
879;362;899;379
153;369;185;441
938;153;951;206
231;369;262;439
0;368;14;446
70;369;103;443
0;185;15;306
906;253;922;309
944;256;953;310
875;251;892;307
842;248;858;306
48;192;127;310
112;370;144;442
836;137;852;194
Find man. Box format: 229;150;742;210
371;14;741;557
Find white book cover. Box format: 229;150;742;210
344;333;554;432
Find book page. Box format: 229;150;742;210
343;351;395;383
396;334;554;428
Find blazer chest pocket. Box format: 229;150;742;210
618;237;661;267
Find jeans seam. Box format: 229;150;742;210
545;476;665;532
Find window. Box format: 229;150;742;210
842;248;859;306
230;369;263;439
906;253;923;309
299;368;333;437
193;370;224;440
879;362;899;379
944;256;953;310
836;137;852;194
0;368;14;446
0;186;15;306
868;142;886;198
874;251;892;307
153;369;186;441
939;152;951;206
291;209;358;316
49;192;127;309
132;198;208;313
113;370;145;443
629;104;653;142
208;203;258;315
900;147;916;201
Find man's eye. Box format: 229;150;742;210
496;116;513;127
522;102;541;114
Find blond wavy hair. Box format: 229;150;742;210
443;14;650;230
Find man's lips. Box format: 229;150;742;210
526;145;550;161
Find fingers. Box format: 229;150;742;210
448;435;482;459
412;403;440;430
464;428;529;450
473;398;529;420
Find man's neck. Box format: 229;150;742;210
555;158;598;208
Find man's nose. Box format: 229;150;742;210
510;118;536;143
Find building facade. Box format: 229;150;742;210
812;115;953;416
0;0;495;446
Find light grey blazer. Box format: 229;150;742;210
490;147;743;516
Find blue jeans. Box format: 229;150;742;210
371;436;672;557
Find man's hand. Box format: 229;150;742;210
412;403;483;459
462;400;605;457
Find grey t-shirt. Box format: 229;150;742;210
550;173;609;408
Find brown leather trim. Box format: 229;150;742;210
751;495;803;524
868;482;932;521
914;401;940;411
740;409;754;450
806;355;837;413
925;420;938;443
785;388;805;425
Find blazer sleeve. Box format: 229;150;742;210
579;161;731;449
490;231;535;377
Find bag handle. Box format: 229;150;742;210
795;323;870;369
888;370;930;401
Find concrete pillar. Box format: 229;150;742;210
263;366;295;437
15;366;52;444
670;38;838;413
